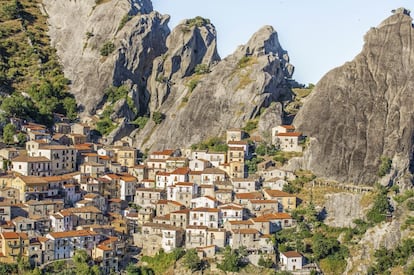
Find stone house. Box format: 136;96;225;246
263;190;297;211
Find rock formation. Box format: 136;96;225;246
43;0;169;115
294;9;414;186
133;25;293;150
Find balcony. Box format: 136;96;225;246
9;243;21;249
163;234;174;239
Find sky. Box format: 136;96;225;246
151;0;413;85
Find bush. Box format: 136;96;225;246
194;64;209;75
118;14;132;31
237;56;251;68
378;156;392;177
100;41;115;56
242;120;257;133
258;255;273;268
152;111;165;124
366;186;391;224
407;200;414;211
187;79;199;92
186;16;210;27
133;116;149;129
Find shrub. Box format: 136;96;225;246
187;79;199;92
237;56;251;69
186;16;210;27
118;14;132;31
152;111;165;124
407;200;414;211
378;156;392;177
194;64;209;75
366;187;391;224
242;120;257;133
133;116;149;129
100;41;115;56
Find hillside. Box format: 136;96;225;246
0;0;76;126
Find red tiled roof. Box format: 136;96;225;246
276;132;302;137
264;190;295;198
282;251;303;258
171;167;190;175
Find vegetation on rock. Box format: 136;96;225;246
0;0;77;125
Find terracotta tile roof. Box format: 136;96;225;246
232;228;259;234
202;168;226;174
156;200;184;207
264;190;295;198
120;176;137;181
228;220;254;225
65;206;101;214
250;199;277;204
99;155;111;160
203;195;217;201
280;125;296;130
188;171;203;176
198;184;214;189
228;146;244;151
156;171;171;176
49;229;98;239
276;132;302;137
12;156;50;162
186;225;208;230
171;209;190;214
282;251;303;258
97;244;112;251
84;193;99;199
108;198;123;203
171;167;190;175
151;149;175;156
82;153;98;157
136;188;164;193
146;158;166;163
235;192;263;200
2;232;28;239
219;205;243;210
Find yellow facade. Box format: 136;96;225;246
0;232;29;263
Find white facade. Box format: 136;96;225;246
190;196;218;209
189;208;221;228
189;159;211;171
201;168;226;185
231;178;258;193
26;142;76;175
46;230;101;260
280;251;304;271
120;178;136;202
219;204;244;223
11;156;52;176
161;228;182;253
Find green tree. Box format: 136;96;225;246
194;64;209;75
183;249;201;271
63;97;78;120
312;233;341;260
217;246;242;272
366;186;391;224
258;255;273;268
2;0;22;20
2;123;16;144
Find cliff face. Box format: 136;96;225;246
43;0;169;115
43;0;293;149
294;10;414;185
133;25;293;150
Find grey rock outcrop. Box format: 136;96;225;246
134;25;293;150
324;193;365;227
148;17;220;110
294;10;414;185
43;0;169;115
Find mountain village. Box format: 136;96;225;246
0;117;318;274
